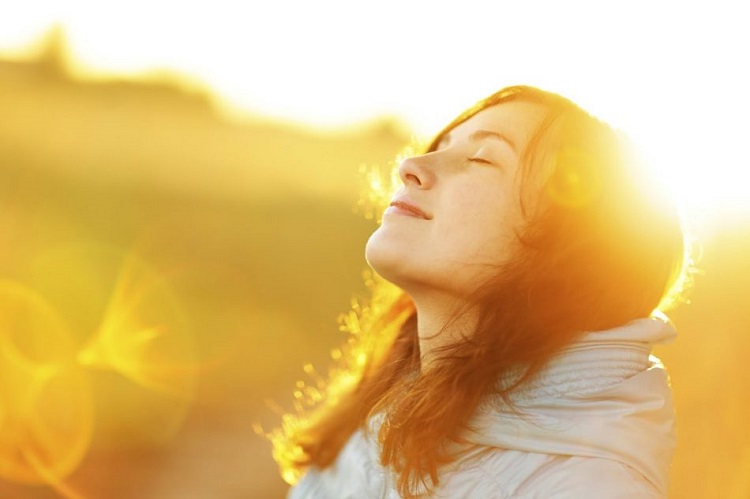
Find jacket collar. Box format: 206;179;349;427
465;317;677;495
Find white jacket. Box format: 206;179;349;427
288;318;676;498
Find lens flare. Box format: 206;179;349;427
27;245;197;401
0;280;94;485
73;249;197;449
546;147;602;209
0;243;206;490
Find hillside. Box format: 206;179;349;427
1;36;749;498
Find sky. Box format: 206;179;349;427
1;0;748;214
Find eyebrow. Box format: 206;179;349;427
437;129;518;155
468;129;518;155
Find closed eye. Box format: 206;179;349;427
468;157;495;165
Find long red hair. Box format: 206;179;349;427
272;86;688;497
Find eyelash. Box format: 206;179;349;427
468;157;494;165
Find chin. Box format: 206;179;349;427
365;230;410;286
364;230;390;274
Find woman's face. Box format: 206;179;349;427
365;101;547;298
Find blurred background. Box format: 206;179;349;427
0;1;748;498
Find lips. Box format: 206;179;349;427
386;198;431;219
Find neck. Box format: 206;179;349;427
409;292;478;370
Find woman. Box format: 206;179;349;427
272;85;688;498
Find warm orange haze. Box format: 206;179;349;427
0;31;405;498
1;16;750;499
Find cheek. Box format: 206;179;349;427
442;192;519;261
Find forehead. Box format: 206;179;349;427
443;101;548;150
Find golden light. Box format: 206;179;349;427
2;1;747;217
0;241;202;493
0;280;93;488
1;1;749;497
75;250;195;400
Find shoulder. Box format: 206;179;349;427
436;450;664;499
289;429;395;499
511;455;665;498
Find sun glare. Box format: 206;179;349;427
0;4;747;215
2;2;750;498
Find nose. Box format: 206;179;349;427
398;154;435;189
